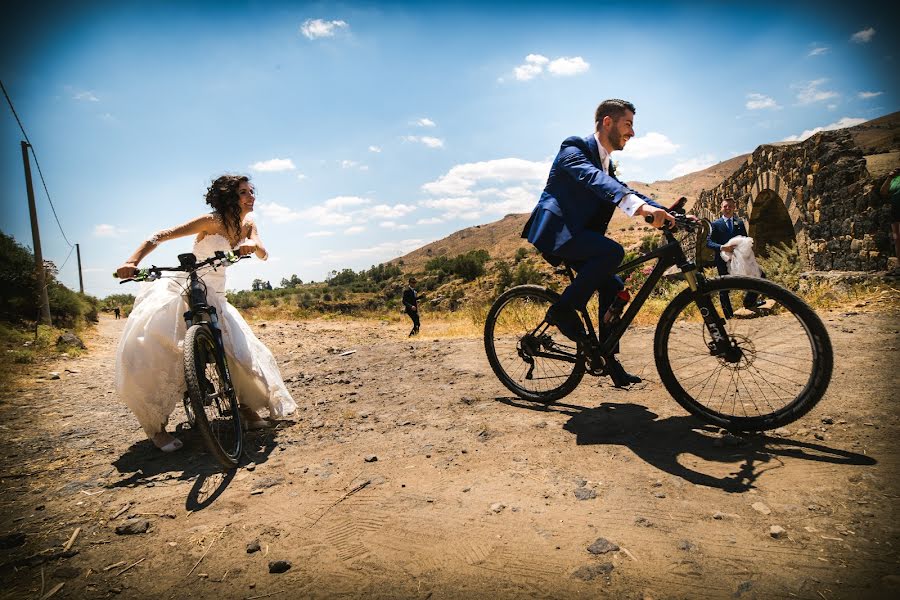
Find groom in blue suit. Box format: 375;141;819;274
706;197;765;317
522;99;674;387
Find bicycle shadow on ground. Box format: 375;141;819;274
495;397;876;493
109;420;294;511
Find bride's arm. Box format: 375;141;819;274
237;215;269;261
116;214;215;278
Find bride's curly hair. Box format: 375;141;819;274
204;174;249;240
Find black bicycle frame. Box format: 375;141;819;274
581;229;734;358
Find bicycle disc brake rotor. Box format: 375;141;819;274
702;326;753;369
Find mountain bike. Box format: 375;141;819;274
484;213;833;432
115;251;248;469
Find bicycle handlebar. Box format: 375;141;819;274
114;251;248;283
643;212;698;232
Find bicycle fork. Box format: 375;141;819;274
685;271;742;362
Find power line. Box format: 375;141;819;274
1;79;74;248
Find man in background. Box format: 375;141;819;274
706;197;765;318
402;277;420;337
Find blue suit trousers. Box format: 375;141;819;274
554;229;625;320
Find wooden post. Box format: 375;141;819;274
21;141;51;324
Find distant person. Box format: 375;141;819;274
706;197;765;318
114;175;297;452
880;167;900;265
521;98;674;387
113;306;121;319
402;277;420;336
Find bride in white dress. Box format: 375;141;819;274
115;175;297;452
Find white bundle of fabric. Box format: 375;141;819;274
721;235;762;278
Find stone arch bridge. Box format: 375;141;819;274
694;128;897;271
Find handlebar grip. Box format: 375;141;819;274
112;272;119;278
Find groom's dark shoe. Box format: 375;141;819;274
606;356;641;388
545;303;587;344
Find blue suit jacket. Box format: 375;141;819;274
706;216;748;269
522;134;662;255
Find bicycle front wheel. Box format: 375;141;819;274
654;276;832;431
484;285;585;403
184;324;243;468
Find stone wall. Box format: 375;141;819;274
694;129;896;271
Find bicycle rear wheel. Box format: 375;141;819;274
184;324;243;468
484;285;585;403
654;276;832;431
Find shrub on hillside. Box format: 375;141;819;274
426;249;490;281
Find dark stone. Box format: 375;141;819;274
56;332;85;349
247;539;261;553
268;560;292;573
573;487;597;501
115;518;150;535
587;537;619;555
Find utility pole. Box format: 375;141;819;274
21;141;51;325
75;243;84;293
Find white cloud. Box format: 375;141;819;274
73;90;99;102
93;224;125;237
344;226;365;235
858;91;883;99
512;53;589;81
794;79;838;105
514;54;548;81
418;157;550;221
300;18;348;40
324;196;370;209
364;204;416;219
850;27;875;43
250;158;296;172
379;221;410;230
368;145;382;153
413;118;436;127
807;46;829;57
621;132;679;159
319;239;426;264
296;173;308;181
782;116;866;142
746;93;779;110
256;201;304;224
667;154;718;179
341;160;359;168
306;231;334;237
403;136;445;148
547;56;590;76
422;158;549;196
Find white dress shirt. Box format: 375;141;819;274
595;134;645;217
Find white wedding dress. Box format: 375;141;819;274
115;233;297;437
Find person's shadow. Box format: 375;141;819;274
496;398;876;493
110;421;289;511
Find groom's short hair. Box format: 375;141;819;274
595;99;636;130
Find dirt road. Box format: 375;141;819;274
1;307;898;599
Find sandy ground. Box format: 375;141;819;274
1;306;898;599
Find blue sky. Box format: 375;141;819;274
1;0;897;296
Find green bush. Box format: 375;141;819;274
512;260;544;286
426;249;490;281
758;242;801;291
